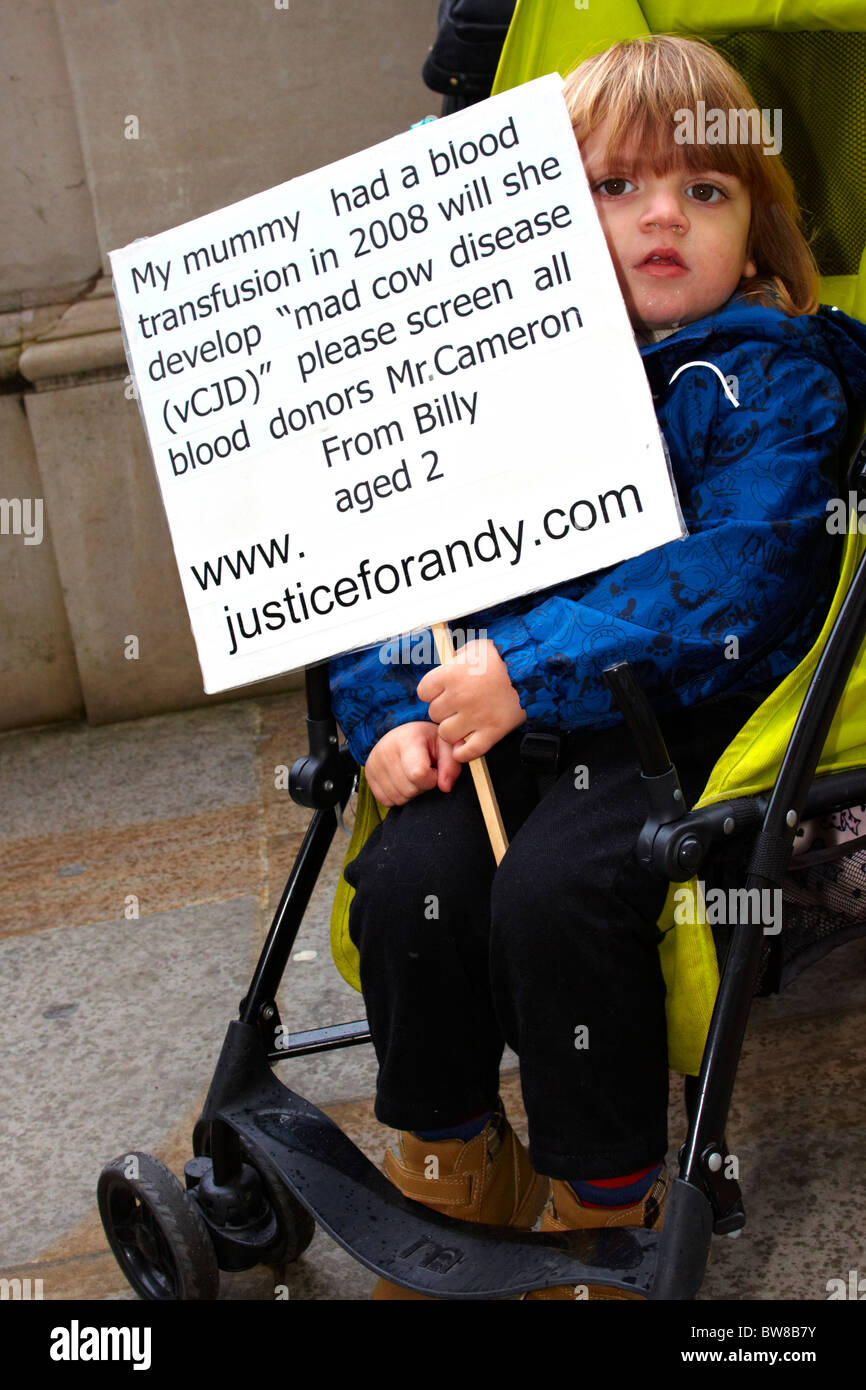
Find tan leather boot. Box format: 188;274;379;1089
522;1168;669;1301
372;1107;549;1300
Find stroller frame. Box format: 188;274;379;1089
97;443;866;1301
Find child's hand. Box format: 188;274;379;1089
365;721;462;806
416;639;526;762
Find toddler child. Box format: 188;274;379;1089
329;34;866;1299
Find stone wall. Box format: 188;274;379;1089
2;0;438;730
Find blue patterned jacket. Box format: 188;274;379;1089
331;295;866;766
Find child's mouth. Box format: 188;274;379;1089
637;249;688;277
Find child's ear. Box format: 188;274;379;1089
743;256;758;278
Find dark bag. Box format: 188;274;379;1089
422;0;516;110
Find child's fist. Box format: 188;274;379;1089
364;721;462;806
416;639;526;762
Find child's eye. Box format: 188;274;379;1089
686;182;727;203
594;177;636;197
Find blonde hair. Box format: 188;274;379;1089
562;36;819;316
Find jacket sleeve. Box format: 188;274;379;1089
330;638;433;766
484;343;848;730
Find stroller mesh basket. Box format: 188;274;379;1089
777;808;866;988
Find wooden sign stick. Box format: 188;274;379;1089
431;622;509;865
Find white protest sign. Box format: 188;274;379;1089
109;74;684;694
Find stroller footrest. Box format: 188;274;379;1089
221;1089;688;1299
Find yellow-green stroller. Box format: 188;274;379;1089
97;0;866;1301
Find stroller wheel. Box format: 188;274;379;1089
189;1120;315;1264
98;1152;219;1301
246;1147;316;1265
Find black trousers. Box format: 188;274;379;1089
346;693;761;1179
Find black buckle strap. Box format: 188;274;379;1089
519;731;567;794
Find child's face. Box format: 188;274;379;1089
579;115;757;332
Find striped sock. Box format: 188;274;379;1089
412;1108;494;1142
569;1161;664;1209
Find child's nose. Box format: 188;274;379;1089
639;187;690;234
